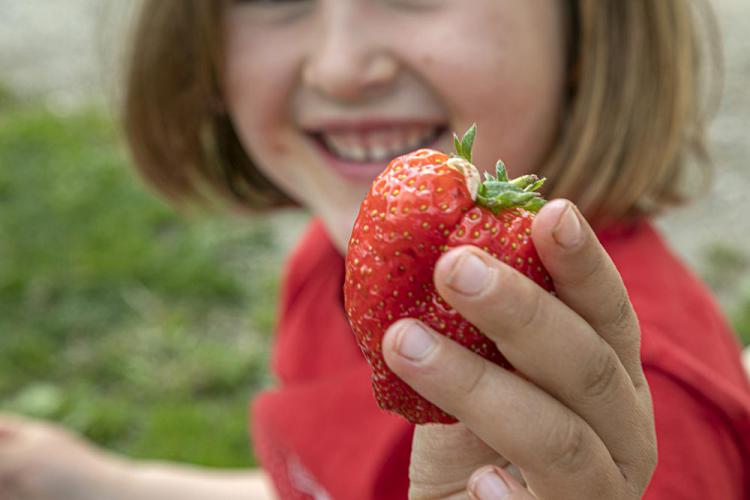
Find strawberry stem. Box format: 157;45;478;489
452;125;547;213
475;160;547;213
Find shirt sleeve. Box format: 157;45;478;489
643;367;748;499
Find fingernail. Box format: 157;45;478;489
553;203;582;248
471;467;510;499
396;322;437;361
447;252;490;295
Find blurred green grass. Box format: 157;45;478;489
0;96;290;467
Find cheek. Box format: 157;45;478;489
223;25;301;161
222;37;309;205
408;1;567;175
476;5;566;173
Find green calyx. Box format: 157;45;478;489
476;161;547;213
452;124;547;214
453;123;478;163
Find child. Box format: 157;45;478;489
1;0;749;498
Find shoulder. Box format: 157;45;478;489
598;221;750;496
643;367;750;498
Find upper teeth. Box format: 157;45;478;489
321;126;440;163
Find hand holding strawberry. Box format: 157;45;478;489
345;127;657;498
344;125;553;424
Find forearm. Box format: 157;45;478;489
119;460;276;500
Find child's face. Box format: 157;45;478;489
224;0;567;253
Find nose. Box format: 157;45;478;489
302;4;399;101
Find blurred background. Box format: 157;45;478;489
0;0;748;469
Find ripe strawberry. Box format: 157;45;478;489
343;125;554;424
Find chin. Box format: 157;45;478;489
317;208;358;256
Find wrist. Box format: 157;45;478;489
122;461;276;500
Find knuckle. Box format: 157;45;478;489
469;266;543;342
544;414;590;473
556;245;606;289
579;343;622;402
493;270;542;332
514;278;543;331
626;439;658;496
635;426;659;483
610;291;637;334
617;407;658;494
634;371;654;398
457;357;490;405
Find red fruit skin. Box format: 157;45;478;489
344;149;554;424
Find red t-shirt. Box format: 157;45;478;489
251;218;750;499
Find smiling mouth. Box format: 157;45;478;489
309;124;448;164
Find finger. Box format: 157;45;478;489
433;246;648;476
531;199;645;388
468;465;534;500
382;319;627;499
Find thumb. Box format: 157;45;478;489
468;465;534;500
409;423;507;498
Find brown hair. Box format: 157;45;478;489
123;0;721;222
123;0;292;211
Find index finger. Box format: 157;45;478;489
531;200;645;388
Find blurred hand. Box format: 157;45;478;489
383;200;657;499
0;413;127;500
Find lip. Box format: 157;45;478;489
303;120;448;183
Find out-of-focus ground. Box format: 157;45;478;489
0;2;131;108
0;0;748;467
